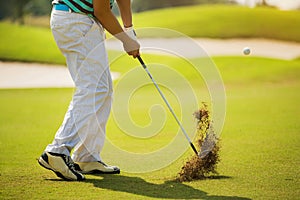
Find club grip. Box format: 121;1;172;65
137;55;146;69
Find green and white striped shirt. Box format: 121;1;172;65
53;0;115;16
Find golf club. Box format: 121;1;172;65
137;55;199;156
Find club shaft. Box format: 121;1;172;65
137;56;198;156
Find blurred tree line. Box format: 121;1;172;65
0;0;51;23
132;0;232;12
0;0;232;24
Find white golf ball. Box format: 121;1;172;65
243;47;251;55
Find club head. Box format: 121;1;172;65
198;125;216;159
198;149;211;159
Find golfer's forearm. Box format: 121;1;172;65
93;0;127;42
95;11;123;36
116;0;133;27
93;0;139;57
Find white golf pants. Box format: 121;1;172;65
45;9;113;162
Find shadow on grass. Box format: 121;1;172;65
85;174;250;200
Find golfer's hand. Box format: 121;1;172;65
123;26;140;58
123;38;140;58
128;48;140;58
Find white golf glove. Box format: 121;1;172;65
124;26;138;42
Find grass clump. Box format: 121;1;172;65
178;103;221;182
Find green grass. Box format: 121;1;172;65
1;56;299;199
1;5;300;63
0;22;64;64
134;5;300;42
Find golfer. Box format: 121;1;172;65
38;0;140;180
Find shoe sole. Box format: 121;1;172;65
81;169;121;175
38;157;78;181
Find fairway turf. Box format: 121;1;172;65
0;56;299;199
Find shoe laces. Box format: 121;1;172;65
64;155;76;170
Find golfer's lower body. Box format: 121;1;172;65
38;8;120;181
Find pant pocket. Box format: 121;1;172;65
50;10;71;29
73;15;94;38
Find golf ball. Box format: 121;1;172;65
243;47;251;55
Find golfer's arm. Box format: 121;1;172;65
93;0;127;42
116;0;132;28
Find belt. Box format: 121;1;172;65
53;3;72;12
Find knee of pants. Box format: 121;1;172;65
74;84;112;102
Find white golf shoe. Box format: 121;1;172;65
38;152;85;181
74;161;120;174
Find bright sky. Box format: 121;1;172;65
235;0;300;10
